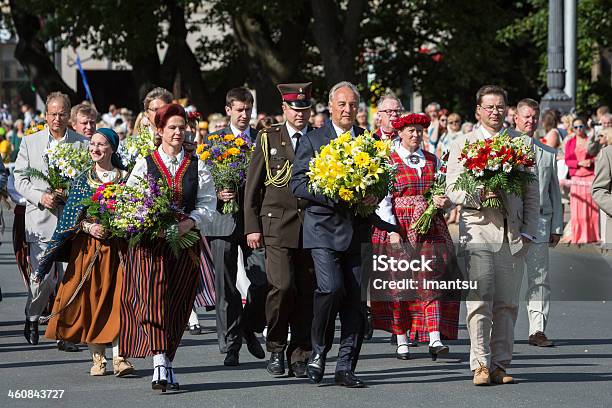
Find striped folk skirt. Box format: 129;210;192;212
120;237;215;361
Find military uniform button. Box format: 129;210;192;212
298;209;301;212
267;212;272;217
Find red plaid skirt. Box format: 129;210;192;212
371;153;459;342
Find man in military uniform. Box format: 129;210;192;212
244;83;315;378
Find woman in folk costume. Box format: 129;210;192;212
371;113;460;361
121;103;216;392
32;128;134;377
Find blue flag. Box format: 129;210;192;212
75;54;93;103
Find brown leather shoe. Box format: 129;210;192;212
473;361;490;386
529;331;554;347
490;368;515;384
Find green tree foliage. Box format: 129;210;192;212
4;0;609;117
499;0;612;113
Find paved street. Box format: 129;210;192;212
1;214;611;408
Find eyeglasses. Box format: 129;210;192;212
379;109;402;116
47;112;68;118
478;105;506;114
573;125;585;130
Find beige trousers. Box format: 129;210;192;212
466;242;525;371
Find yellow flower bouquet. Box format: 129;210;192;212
307;131;396;216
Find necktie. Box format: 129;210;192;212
294;132;302;152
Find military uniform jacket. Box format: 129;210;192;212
244;123;308;248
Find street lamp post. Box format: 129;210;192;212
541;0;574;114
564;0;577;105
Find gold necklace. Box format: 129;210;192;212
87;166;121;186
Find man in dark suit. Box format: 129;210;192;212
244;83;316;378
291;81;378;388
200;87;267;366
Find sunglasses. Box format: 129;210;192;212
573;125;585;130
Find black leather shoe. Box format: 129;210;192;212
24;320;39;345
266;352;285;376
244;331;265;359
364;307;374;340
306;353;325;384
428;344;449;361
189;324;201;335
151;365;167;392
396;345;410;360
224;349;239;366
334;370;366;388
57;340;79;352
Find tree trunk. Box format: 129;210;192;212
161;0;208;112
309;0;367;88
9;0;78;104
231;8;310;113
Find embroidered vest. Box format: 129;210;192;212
146;152;198;214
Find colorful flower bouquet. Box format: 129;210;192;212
411;160;448;235
118;125;156;171
110;175;199;256
81;182;122;235
17;142;91;200
453;130;536;209
307;131;396;216
196;132;253;214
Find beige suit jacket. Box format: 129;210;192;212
445;127;540;254
14;128;88;243
593;145;612;217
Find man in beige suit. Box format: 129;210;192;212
515;98;563;348
593;144;612;234
15;92;88;348
446;85;539;386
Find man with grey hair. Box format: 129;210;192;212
291;81;377;388
70;102;98;138
375;93;403;143
515;98;562;348
15;92;88;350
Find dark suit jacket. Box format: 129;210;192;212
291;122;375;252
199;126;258;238
244;123;309;248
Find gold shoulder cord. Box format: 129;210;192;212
260;132;292;188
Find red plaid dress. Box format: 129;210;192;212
371;150;460;342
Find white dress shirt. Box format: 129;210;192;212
230;124;251;142
332;122;355;138
47;128;68;150
127;146;217;231
286;123;308;151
